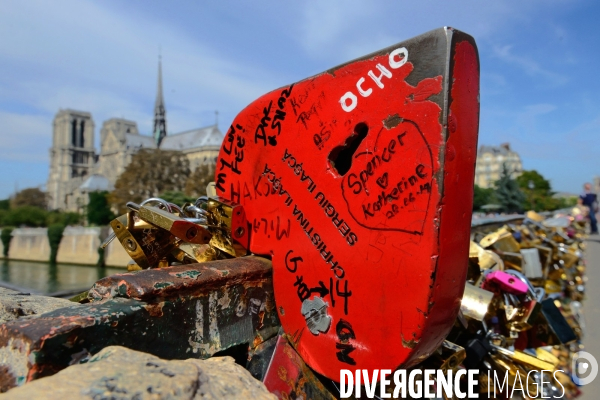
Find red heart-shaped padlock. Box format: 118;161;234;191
215;27;479;380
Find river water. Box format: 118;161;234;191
0;259;124;295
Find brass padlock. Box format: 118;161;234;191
205;196;249;258
470;240;503;271
489;353;537;394
110;212;177;269
492;345;555;371
137;204;212;245
480;227;520;253
461;283;494;321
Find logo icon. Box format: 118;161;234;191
572;351;598;385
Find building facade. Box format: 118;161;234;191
47;110;96;210
47;59;223;211
474;143;523;188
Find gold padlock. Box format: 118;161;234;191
470;241;504;271
205;196;249;258
493;345;555;371
489;353;537;394
110;212;177;269
138;205;212;245
461;283;494;321
480;227;520;253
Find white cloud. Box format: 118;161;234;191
0;0;284;141
492;45;568;85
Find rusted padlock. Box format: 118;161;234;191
214;27;480;379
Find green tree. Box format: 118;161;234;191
87;191;115;225
11;188;48;209
46;210;81;226
494;164;526;213
185;164;215;198
2;206;48;227
47;224;65;264
109;149;191;214
1;227;13;257
0;199;9;210
516;170;562;211
473;184;496;211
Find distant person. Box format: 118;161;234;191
580;183;598;234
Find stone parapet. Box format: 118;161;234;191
0;257;278;392
56;226;102;265
7;228;49;262
103;239;131;268
1;346;276;399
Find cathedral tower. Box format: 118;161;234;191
47;110;95;210
153;56;167;147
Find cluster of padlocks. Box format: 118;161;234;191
435;210;587;398
102;186;249;271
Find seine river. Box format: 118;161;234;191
0;259;124;295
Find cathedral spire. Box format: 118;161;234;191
153;55;167;147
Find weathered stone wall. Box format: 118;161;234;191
56;227;101;265
0;257;278;392
0;287;73;325
7;228;50;262
1;346;276;399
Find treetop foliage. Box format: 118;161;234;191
10;187;48;209
109;149;215;212
185;164;214;199
473;166;575;213
109;149;191;213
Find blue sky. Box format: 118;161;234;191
0;0;598;199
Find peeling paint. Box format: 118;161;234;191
171;270;201;279
383;113;403;129
217;290;231;310
401;333;419;349
208;292;221;348
144;303;165;317
153;282;173;289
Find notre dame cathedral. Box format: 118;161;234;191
47;58;223;211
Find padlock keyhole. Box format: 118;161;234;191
328;122;369;176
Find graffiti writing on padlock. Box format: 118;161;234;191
341;120;434;234
339;47;408;112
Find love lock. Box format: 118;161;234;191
215;27;480;380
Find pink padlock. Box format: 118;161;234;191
482;270;529;295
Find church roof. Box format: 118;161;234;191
79;174;113;192
160;125;224;151
125;132;155;150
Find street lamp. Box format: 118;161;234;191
528;180;535;211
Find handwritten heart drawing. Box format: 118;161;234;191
341;119;433;234
376;172;389;189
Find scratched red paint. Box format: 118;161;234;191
215;28;479;380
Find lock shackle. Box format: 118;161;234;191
184;204;208;219
141;197;174;213
194;196;209;208
504;270;543;301
168;203;183;214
